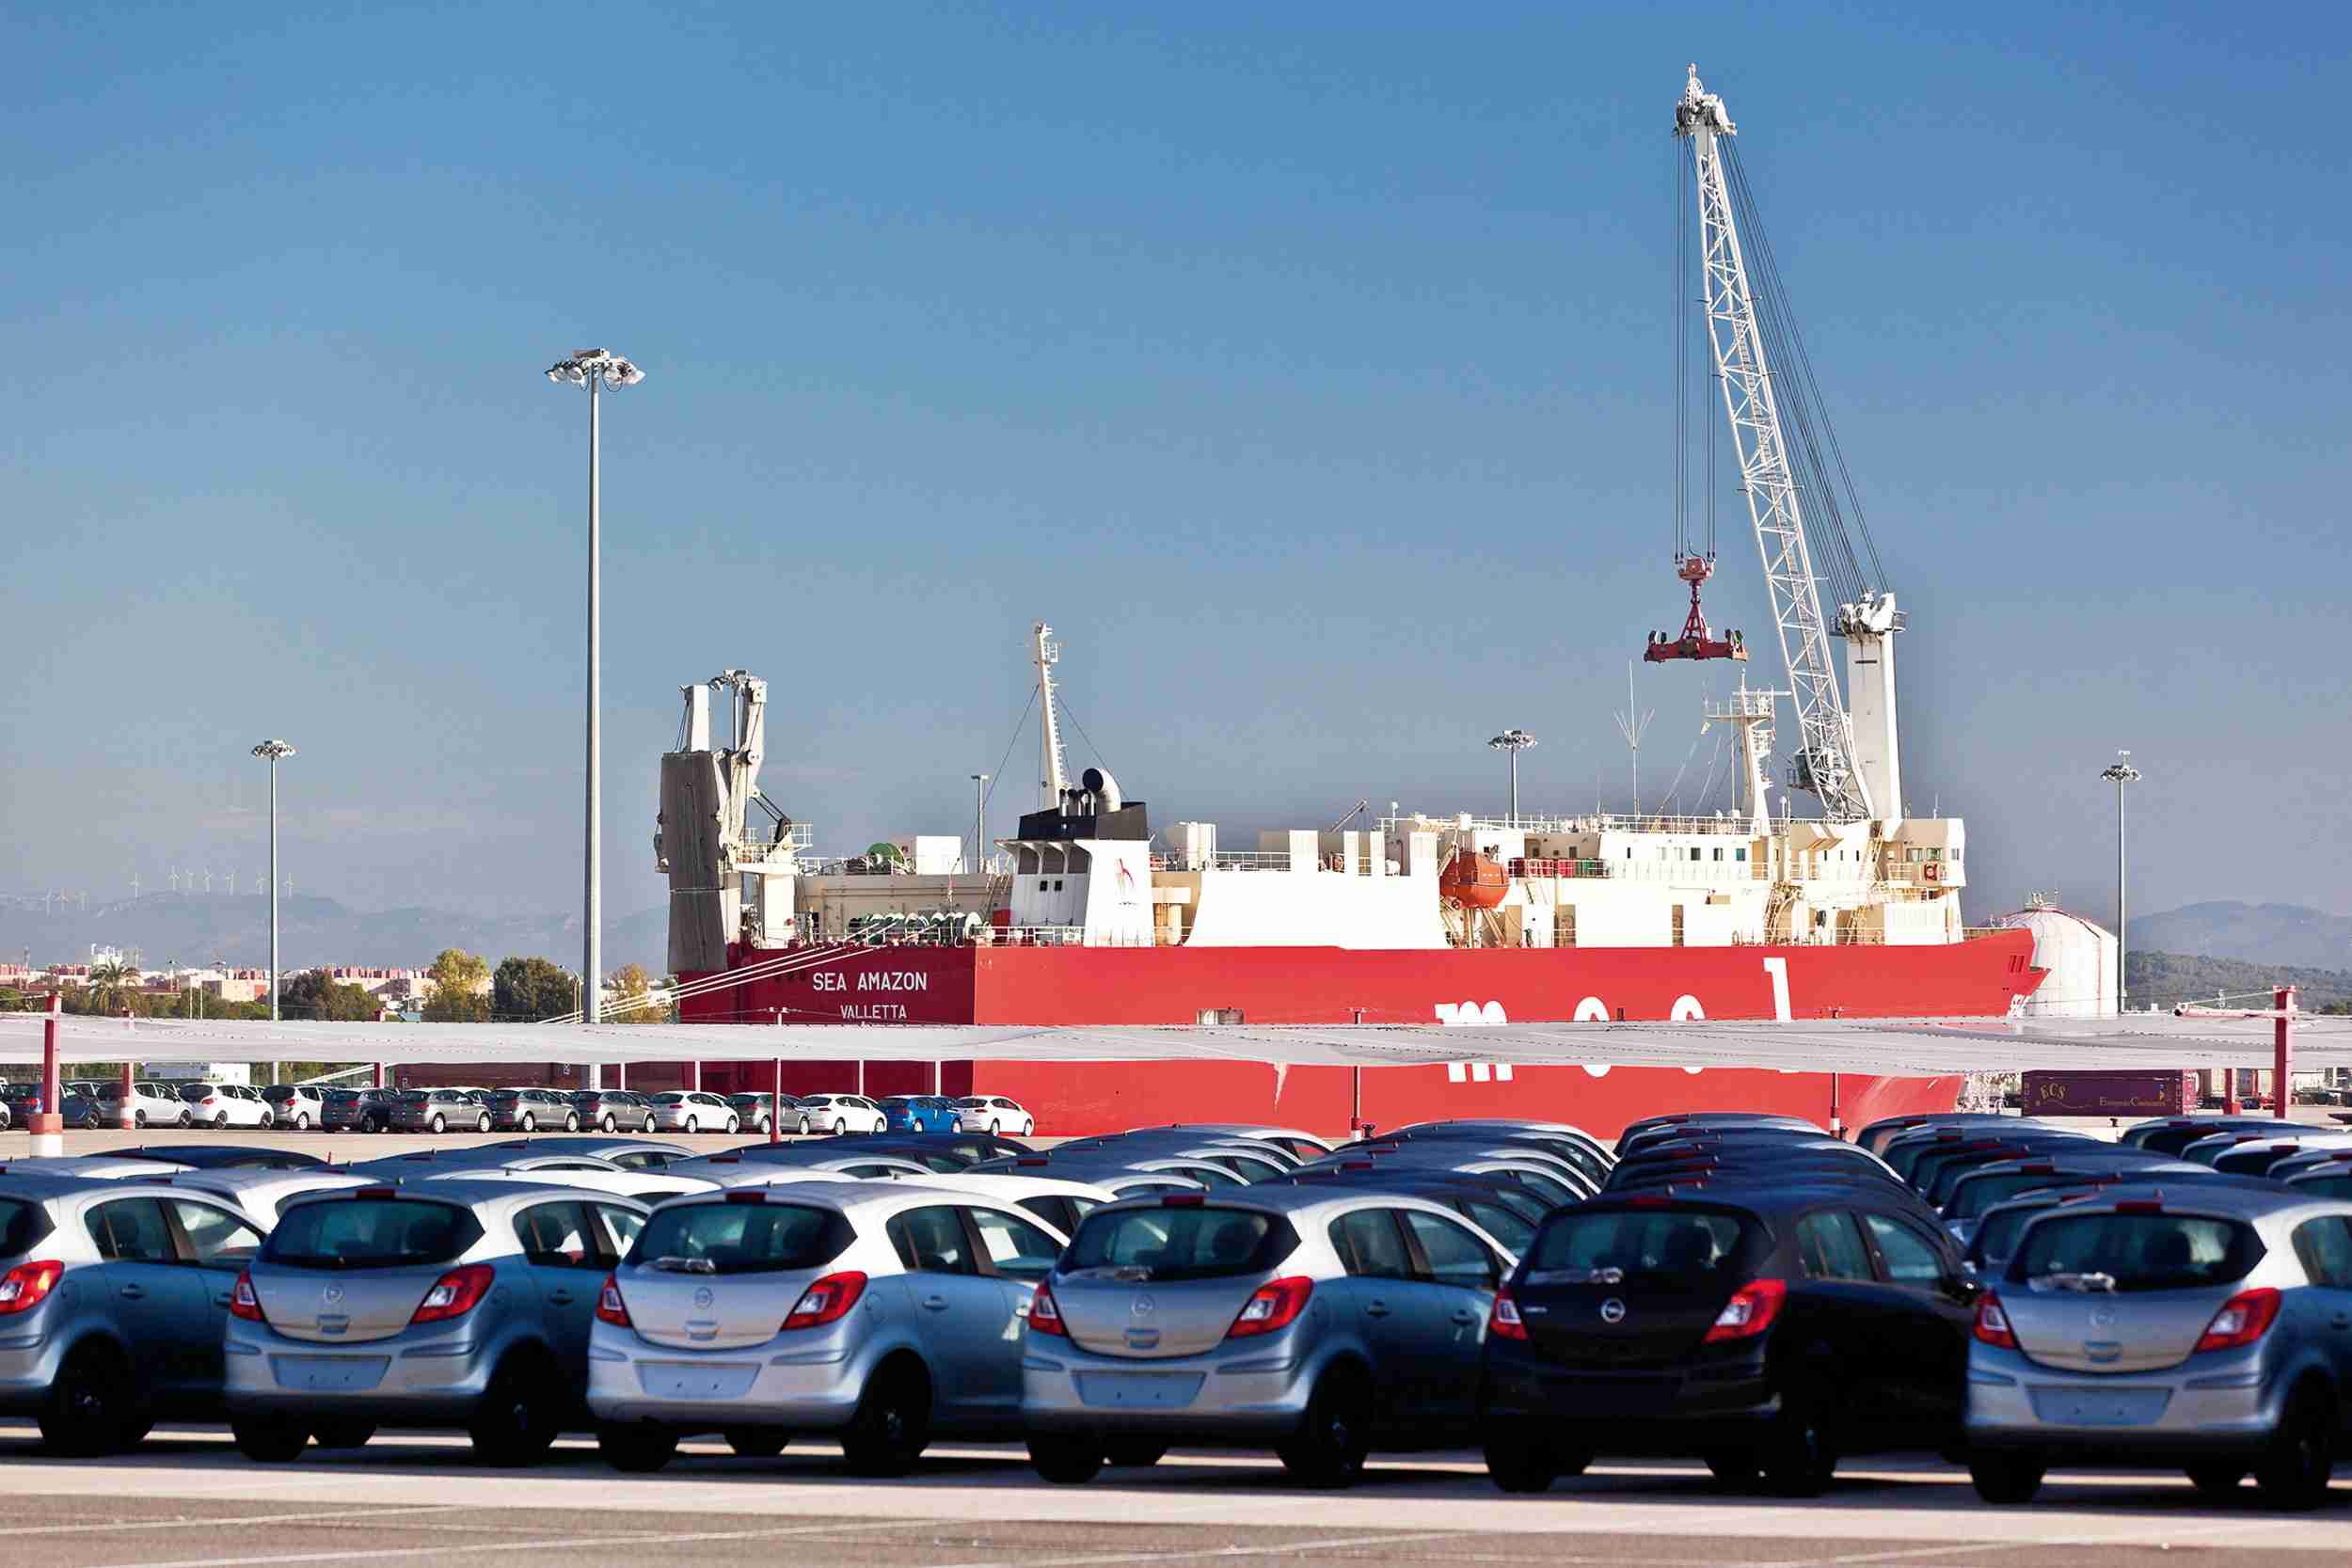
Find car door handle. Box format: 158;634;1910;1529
214;1292;233;1307
548;1291;576;1307
1364;1301;1390;1318
1451;1309;1479;1325
922;1294;950;1311
119;1284;146;1300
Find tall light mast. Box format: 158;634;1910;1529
1677;65;1873;823
1033;621;1069;807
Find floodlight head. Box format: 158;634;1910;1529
250;740;296;761
544;348;644;390
1487;728;1537;752
2099;750;2142;785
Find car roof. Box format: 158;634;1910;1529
644;1177;1050;1224
0;1171;122;1200
286;1177;650;1212
484;1137;690;1157
2006;1181;2321;1220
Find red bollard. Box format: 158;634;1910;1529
2275;986;2296;1120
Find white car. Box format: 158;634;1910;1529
178;1082;275;1129
954;1095;1035;1136
795;1094;887;1135
260;1085;327;1131
95;1080;197;1130
643;1091;741;1134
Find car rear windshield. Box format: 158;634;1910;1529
1951;1172;2096;1221
2297;1175;2352;1199
2011;1212;2265;1292
1526;1208;1758;1285
177;1085;215;1101
0;1198;52;1259
628;1202;853;1275
261;1199;484;1271
1061;1206;1298;1282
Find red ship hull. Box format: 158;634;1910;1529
673;932;2041;1138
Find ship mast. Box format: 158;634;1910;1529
1677;64;1874;823
1033;621;1069;808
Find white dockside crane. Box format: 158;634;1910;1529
1665;64;1904;824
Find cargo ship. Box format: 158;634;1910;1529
650;69;2043;1133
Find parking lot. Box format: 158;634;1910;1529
0;1430;2345;1568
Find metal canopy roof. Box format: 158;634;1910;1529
3;1012;2343;1076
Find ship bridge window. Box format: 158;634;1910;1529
1735;848;1746;862
1712;847;1724;862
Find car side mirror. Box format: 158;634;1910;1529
1946;1275;1982;1306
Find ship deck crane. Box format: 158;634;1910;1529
1657;64;1902;824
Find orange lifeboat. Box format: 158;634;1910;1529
1438;849;1509;910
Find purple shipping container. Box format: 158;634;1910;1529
2021;1069;2198;1117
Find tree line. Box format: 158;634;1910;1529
0;953;673;1023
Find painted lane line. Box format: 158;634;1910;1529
90;1517;930;1568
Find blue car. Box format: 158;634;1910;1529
879;1095;961;1133
0;1084;102;1130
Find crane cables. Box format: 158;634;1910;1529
1715;138;1889;614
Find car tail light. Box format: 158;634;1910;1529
0;1260;64;1317
410;1263;495;1324
2115;1198;2165;1213
1702;1277;1787;1343
215;1266;274;1325
357;1186;397;1199
1488;1288;1528;1341
782;1271;866;1331
1027;1279;1068;1337
724;1189;766;1204
1227;1276;1312;1338
1973;1290;2016;1349
595;1272;630;1327
2195;1288;2281;1354
1161;1194;1204;1208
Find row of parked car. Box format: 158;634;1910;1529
4;1110;2349;1509
8;1080;1036;1138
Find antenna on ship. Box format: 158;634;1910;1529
1033;622;1069;808
1613;662;1655;816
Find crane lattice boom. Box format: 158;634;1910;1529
1676;64;1873;823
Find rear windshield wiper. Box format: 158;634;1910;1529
2031;1270;2117;1293
647;1256;717;1274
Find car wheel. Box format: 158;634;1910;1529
1760;1384;1839;1497
1277;1362;1372;1488
1024;1119;1035;1137
1029;1431;1104;1484
520;1114;536;1132
476;1113;492;1133
832;1119;847;1136
230;1415;311;1464
312;1420;375;1449
564;1113;580;1132
724;1427;789;1458
469;1354;562;1465
642;1116;657;1133
214;1112;230;1130
296;1113;311;1131
757;1116;771;1134
1705;1449;1760;1486
133;1111;147;1130
177;1111;192;1128
684;1117;698;1134
1104;1437;1168;1468
41;1342;135;1456
839;1361;932;1476
1969;1450;2045;1505
1483;1421;1558;1494
601;1114;618;1132
725;1117;739;1134
989;1119;1001;1135
2256;1387;2337;1510
799;1116;812;1135
430;1114;447;1134
2187;1463;2246;1497
599;1422;677;1473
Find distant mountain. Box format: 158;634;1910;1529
2128;950;2352;1013
2128;902;2352;972
0;894;668;976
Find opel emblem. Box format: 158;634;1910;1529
2090;1306;2117;1329
1132;1294;1156;1316
1598;1297;1628;1324
322;1283;344;1307
693;1286;715;1309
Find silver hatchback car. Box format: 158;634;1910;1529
1022;1186;1515;1486
1966;1185;2352;1507
224;1180;650;1464
0;1172;267;1453
587;1181;1067;1473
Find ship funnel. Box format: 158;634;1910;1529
1082;767;1123;812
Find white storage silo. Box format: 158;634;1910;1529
1994;895;2119;1019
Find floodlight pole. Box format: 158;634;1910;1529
547;349;645;1087
2100;751;2141;1015
251;741;296;1022
1488;729;1537;825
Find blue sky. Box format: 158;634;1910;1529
4;1;2346;938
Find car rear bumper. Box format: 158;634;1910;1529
1021;1341;1317;1436
224;1325;504;1422
1479;1347;1778;1444
584;1326;874;1430
1965;1346;2281;1455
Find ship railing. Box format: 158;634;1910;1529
1387;813;1760;838
1159;850;1295;872
733;825;817;863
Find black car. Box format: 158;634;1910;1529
112;1143;328;1171
321;1087;399;1133
811;1131;1035;1166
1479;1180;1979;1496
